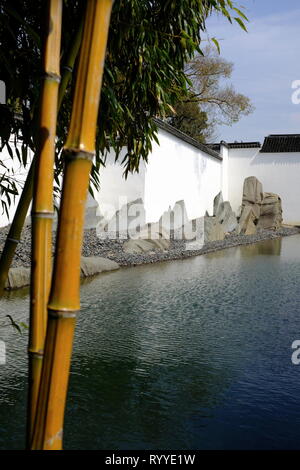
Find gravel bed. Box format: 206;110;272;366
0;223;299;269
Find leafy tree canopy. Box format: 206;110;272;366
0;0;248;212
168;46;254;143
169;98;210;143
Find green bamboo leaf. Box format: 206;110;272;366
211;37;221;54
234;17;248;32
221;6;232;23
233;7;249;22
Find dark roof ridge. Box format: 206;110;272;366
260;134;300;153
268;133;300;137
207;141;261;149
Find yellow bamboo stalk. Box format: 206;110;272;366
27;0;62;444
30;0;113;450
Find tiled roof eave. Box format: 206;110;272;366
261;134;300;153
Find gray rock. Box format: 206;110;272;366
104;198;146;235
123;238;169;254
257;192;283;230
84;196;101;229
236;205;242;219
80;256;120;277
223;213;238;234
183;216;225;246
237;205;257;235
184;216;225;246
183;218;204;246
216;201;237;233
204;216;225;242
242;176;264;205
123;239;152;254
159;200;189;231
136;222;170;241
242;176;264;221
213;191;223;218
5;267;31;289
123;222;170;253
174;218;202;241
4;256;120;289
185;239;205;250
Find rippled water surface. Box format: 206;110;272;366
1;235;300;449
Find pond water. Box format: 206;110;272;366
1;235;300;450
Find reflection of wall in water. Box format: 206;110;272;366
203;239;282;263
238;238;282;258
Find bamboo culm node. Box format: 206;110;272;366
30;0;114;450
27;0;63;447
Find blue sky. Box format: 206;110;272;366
205;0;300;143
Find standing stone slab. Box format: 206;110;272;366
242;176;264;205
104;198;146;237
204;216;225;242
159;200;189;231
184;218;205;249
216;201;237;233
184;216;225;250
84;197;101;229
242;176;264;221
213;191;223;218
174;218;202;241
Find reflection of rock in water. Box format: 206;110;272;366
204;248;236;260
239;238;282;257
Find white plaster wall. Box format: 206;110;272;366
227;147;260;214
93;148;146;223
227;147;300;224
220;144;229;201
145;129;222;222
0;141;32;227
93;128;222;225
0;128;223;230
143;129;222;223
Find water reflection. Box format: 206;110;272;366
239;238;282;257
1;235;300;450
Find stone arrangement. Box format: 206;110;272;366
123;223;170;254
237;176;282;234
89;175;283;254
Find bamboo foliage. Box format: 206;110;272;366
0;18;84;296
27;0;63;443
30;0;113;450
0;163;35;293
58;20;83;111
